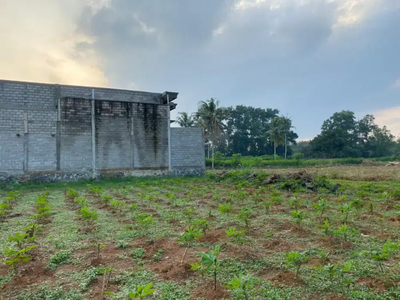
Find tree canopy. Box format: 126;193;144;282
176;101;399;159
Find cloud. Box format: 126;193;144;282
1;0;400;139
392;78;400;89
0;0;108;86
373;106;400;137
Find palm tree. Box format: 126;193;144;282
196;98;227;169
176;112;195;127
269;117;292;159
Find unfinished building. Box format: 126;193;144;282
0;80;205;183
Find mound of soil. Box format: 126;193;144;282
191;281;230;300
266;270;303;287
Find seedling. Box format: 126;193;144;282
340;203;352;223
219;203;233;214
111;200;125;215
66;188;79;200
74;196;88;208
178;226;203;244
284;251;310;277
87;185;104;197
153;248;163;262
261;200;272;214
5;191;18;209
191;245;221;290
134;213;153;227
7;232;35;249
369;239;399;272
226;273;255;300
193;219;209;235
182;208;195;223
351;198;364;212
312;198;328;216
333;225;358;242
96;243;105;259
291;210;306;224
129;204;138;216
101;195;113;206
77;206;98;225
3;245;37;269
226;227;246;243
317;219;333;236
237;207;253;228
24;224;38;238
0;203;10;218
128;283;156;299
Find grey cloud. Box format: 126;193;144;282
74;0;400;138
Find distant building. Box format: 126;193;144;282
0;80;205;183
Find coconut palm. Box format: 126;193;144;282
269;117;293;159
196;98;227;168
176;112;195;127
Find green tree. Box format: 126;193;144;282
309;111;360;158
225;105;279;156
176;112;195;127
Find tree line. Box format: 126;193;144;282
176;99;400;159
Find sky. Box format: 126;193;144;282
1;0;400;140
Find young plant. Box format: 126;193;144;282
182;208;195;223
261;200;272;214
66;188;79;200
284;251;310;277
219;203;233;214
317;219;333;236
226;273;255;300
129;204;138;212
370;239;399;272
226;227;246;243
178;226;203;244
291;210;306;224
312;198;328;216
0;202;10;218
5;191;18;209
237;207;253;228
3;245;37;269
87;185;104;197
191;245;221;290
105;283;155;299
334;224;358;242
7;232;35;249
193;219;209;235
128;283;156;299
111;200;125;215
340;203;352;223
74;196;88;208
134;213;153;227
101;195;113;206
24;223;38;238
78;206;98;225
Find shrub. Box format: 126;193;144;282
49;251;72;269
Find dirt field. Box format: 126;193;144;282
1;167;400;299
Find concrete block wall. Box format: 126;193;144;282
132;103;168;169
171;127;205;175
60;98;92;171
0;79;205;182
95;101;133;169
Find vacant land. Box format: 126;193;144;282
1;167;400;299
